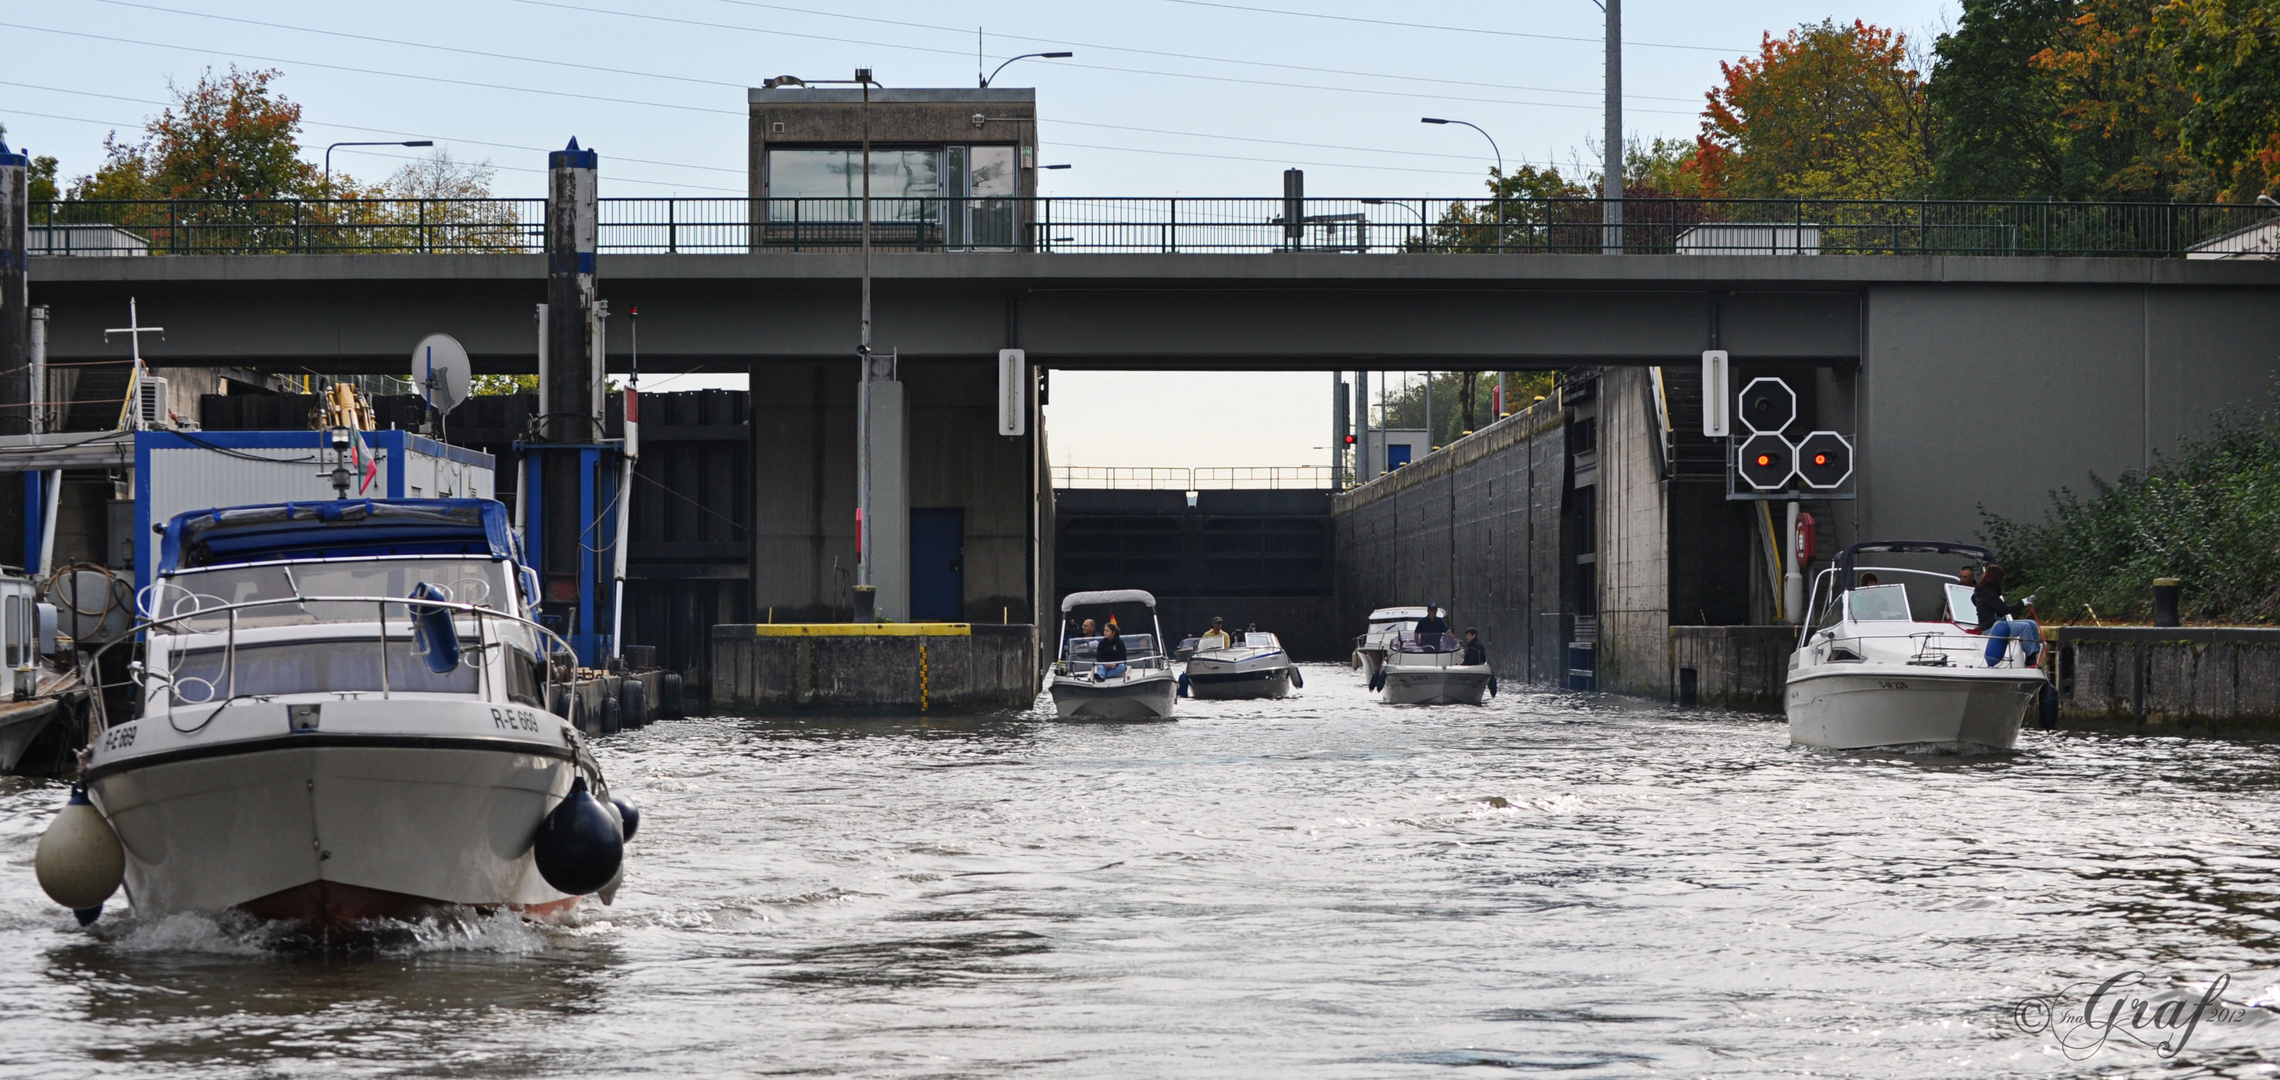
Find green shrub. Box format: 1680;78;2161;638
1980;393;2280;624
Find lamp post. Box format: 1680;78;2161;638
1421;119;1504;251
980;50;1072;88
323;140;433;188
1419;118;1501;179
1361;197;1428;249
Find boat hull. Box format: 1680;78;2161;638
1353;647;1386;680
1185;650;1293;700
1379;666;1492;705
1050;672;1178;721
0;699;59;773
88;739;579;920
1786;668;2043;752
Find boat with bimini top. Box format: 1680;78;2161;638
1787;541;2047;753
1049;589;1178;721
32;499;638;927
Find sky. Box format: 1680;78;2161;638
2;0;1959;472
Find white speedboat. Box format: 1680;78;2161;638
1787;542;2046;753
1377;631;1493;705
1049;589;1178;721
1352;606;1427;680
1185;632;1300;699
49;499;634;925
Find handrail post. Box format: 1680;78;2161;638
668;198;677;255
378;599;390;698
226;607;237;700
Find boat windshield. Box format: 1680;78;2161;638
1945;583;1980;626
157;558;513;629
1243;632;1280;649
1846;584;1914;622
1065;634;1160;660
1398;630;1460;653
165;636;480;701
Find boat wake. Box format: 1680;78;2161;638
91;906;560;956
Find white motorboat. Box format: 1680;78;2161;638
1376;630;1493;705
1049;589;1178;721
1787;541;2047;753
1185;631;1301;699
1351;605;1427;680
53;499;634;926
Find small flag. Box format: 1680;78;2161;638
349;428;378;494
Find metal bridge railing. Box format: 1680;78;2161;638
28;197;2280;259
1053;466;1332;490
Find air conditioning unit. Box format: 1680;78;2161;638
137;376;170;429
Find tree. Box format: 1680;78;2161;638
2160;0;2280;199
69;66;324;200
1929;0;2075;197
2029;0;2217;200
1694;20;1936;200
0;124;60;202
471;374;537;396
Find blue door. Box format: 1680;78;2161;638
1386;443;1413;470
910;508;965;621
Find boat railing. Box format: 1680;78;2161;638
1393;631;1461;654
1905;629;2032;668
86;592;583;730
1052;654;1171;678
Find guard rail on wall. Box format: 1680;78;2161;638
1052;466;1332;490
26;197;2280;258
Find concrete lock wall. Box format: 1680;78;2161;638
2055;627;2280;734
1334;398;1567;683
1670;626;1797;714
711;624;1039;713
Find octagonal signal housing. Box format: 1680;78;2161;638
1737;377;1798;435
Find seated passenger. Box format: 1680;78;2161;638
1462;628;1488;666
1094;623;1129;680
1972;564;2041;666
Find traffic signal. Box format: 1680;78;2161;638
1794;431;1853;489
1737;377;1797;434
1737;432;1796;490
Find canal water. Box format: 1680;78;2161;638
3;666;2278;1077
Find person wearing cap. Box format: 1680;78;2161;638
1199;616;1233;652
1412;605;1450;647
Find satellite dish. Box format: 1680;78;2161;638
411;333;471;414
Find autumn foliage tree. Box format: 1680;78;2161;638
2161;0;2280;199
1692;20;1936;200
72;66;325;201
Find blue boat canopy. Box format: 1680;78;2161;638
158;499;516;573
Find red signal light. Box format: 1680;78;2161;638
1755;454;1772;467
1344;435;1355;445
1814;453;1828;465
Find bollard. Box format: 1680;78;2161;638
2152;578;2181;628
853;585;877;623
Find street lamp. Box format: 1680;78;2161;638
323;140;433;188
1418;118;1501;179
1420;120;1507;252
981;51;1073;88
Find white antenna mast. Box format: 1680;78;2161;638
103;297;164;431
